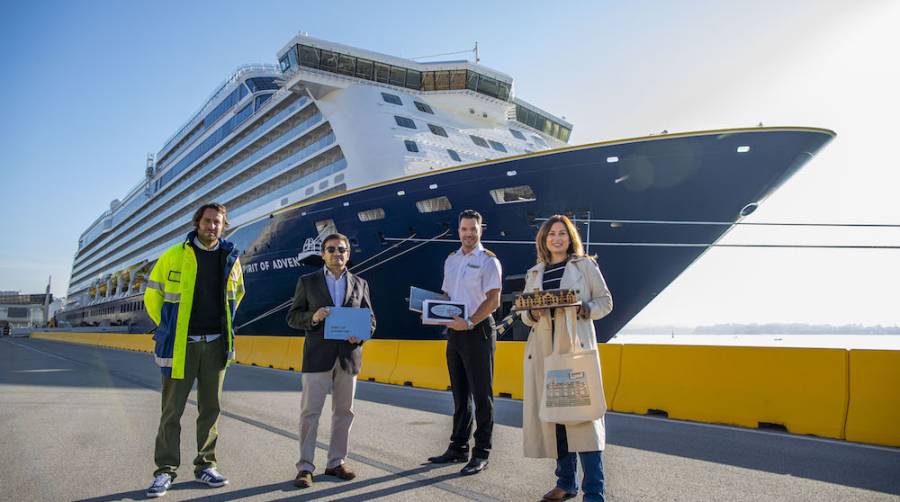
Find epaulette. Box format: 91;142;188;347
483;249;496;258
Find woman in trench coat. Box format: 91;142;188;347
519;214;613;502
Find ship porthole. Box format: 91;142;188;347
740;203;758;217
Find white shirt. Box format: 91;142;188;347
441;242;502;317
323;266;348;306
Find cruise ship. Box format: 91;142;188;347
58;34;835;342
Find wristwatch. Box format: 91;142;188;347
465;318;475;330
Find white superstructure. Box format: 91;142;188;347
65;34;572;314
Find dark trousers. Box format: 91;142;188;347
446;320;495;459
154;336;227;478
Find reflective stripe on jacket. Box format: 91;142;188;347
143;231;245;379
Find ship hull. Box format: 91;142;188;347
59;128;834;342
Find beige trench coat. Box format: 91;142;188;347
519;256;613;457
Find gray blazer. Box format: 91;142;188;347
286;269;376;374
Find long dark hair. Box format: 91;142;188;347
534;214;586;264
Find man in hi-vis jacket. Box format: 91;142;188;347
143;202;245;498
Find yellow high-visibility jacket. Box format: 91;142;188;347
144;231;245;379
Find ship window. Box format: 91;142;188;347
406;69;422;90
390;66;407;87
382;92;402;105
319;180;329;189
477;76;499;98
299;45;319;67
338;54;356;76
416;196;452;213
254;93;273;110
447;149;461;162
489;140;507;152
490;185;536;204
469;135;489;148
394;116;416;129
279;54;291;72
532;135;547;146
356;58;374;80
428;124;448;137
315;219;335;233
375;63;390;83
559;127;571;142
466;71;479;91
415;101;434;114
306;186;314;195
509;128;526;140
320;50;338;72
434;71;450;90
358;208;386;222
246;77;279;92
450;70;467;90
404;140;419;153
422;72;435;91
335;173;345;183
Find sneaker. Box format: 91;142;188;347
195;467;229;488
146;473;173;498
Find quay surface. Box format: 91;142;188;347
2;337;898;501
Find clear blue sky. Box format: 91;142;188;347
2;1;898;326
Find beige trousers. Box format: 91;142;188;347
297;360;357;472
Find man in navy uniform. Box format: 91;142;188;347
428;209;502;475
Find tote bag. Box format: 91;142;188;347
539;307;605;425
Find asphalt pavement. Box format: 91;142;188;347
1;337;898;501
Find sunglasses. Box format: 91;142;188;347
325;246;348;254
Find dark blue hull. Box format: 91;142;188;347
60;128;834;342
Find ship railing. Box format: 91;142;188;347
159;63;281;157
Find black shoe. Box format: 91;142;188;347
460;457;488;475
428;448;469;464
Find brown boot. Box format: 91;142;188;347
294;470;313;488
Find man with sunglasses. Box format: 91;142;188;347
286;233;375;489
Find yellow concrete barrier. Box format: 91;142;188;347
600;343;623;406
495;343;623;402
233;336;256;366
845;349;900;447
389;340;449;390
494;341;525;399
283;337;305;372
359;340;399;383
240;336;290;369
612;344;849;438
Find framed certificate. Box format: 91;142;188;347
324;307;373;340
421;299;468;325
408;286;445;313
